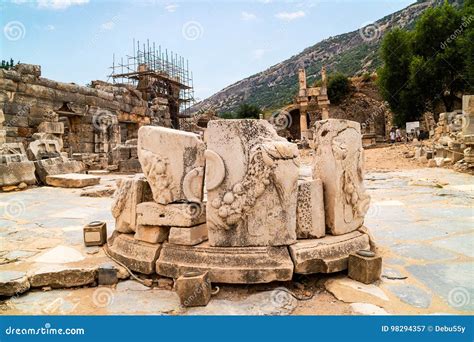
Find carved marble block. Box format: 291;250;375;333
312;119;370;235
296;179;325;239
137;126;206;204
205;119;299;247
111;175;153;233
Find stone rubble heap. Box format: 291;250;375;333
414;95;473;169
107;118;374;284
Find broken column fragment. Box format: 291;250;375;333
296;179;325;239
111;175;153;233
312;119;370;235
137;126;206;204
204;119;299;247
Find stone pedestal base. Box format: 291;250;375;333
156;242;294;284
289;231;370;274
106;233;161;274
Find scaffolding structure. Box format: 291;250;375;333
108;39;195;117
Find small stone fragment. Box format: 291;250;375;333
175;271;211;307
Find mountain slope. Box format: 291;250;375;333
192;1;442;115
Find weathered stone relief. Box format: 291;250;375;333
137;126;206;205
205;120;299;247
312;119;370;235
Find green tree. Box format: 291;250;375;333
234;103;261;119
327;73;351;104
378;1;473;126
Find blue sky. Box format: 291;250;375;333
1;0;414;100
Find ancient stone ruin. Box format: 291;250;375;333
107;118;375;289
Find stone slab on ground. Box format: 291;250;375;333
45;173;100;188
156;241;294;284
289;231;370;274
33;245;85;264
325;277;389;306
168;223;208;246
386;284;432;308
28;265;97;288
35;158;84;184
0;271;30;297
106;233;161;275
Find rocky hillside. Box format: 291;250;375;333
192;1;454;115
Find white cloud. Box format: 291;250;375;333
36;0;89;10
101;21;115;30
46;24;55;31
252;48;266;60
275;10;306;21
165;3;178;12
241;11;257;21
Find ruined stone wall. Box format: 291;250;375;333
0;63;174;170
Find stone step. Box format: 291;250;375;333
156;241;294;284
289;230;370;274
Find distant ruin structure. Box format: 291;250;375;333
276;67;330;141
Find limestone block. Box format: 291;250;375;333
34;158;84;183
137;126;206;204
175;271;211;307
0;271;30;297
45;173;100;188
169;223;208;246
312;119;370;235
288;231;370;274
0;161;36;186
348;252;382;284
205;119;299;247
28;266;96;288
0;130;5;144
137;201;206;227
462;95;474;137
106;233;161;274
37;121;64;134
156;242;294;284
14;64;41;77
296;179;325;239
27;139;61;160
111;176;153;234
134;225;170;244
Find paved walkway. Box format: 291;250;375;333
0;168;472;315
